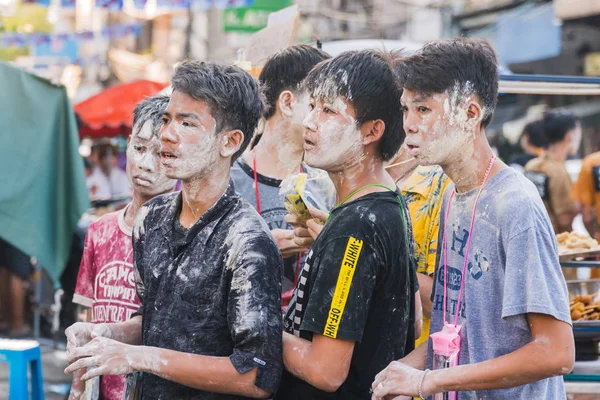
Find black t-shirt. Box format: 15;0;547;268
275;191;417;400
132;184;283;399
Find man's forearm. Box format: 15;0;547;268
282;332;352;392
400;341;428;370
136;347;269;398
423;336;572;395
417;274;433;318
105;315;143;345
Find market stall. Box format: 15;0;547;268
499;73;600;397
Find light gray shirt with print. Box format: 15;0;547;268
427;167;571;399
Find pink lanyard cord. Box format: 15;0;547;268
442;155;496;326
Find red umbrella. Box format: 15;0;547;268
75;80;168;138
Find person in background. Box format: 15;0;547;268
275;50;419;399
509;120;546;172
65;61;283;399
373;37;573;400
232;45;330;308
525;110;581;280
88;144;131;200
386;143;450;348
571;150;600;279
0;238;34;337
68;95;176;400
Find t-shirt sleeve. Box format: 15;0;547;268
300;236;379;342
548;168;577;216
227;237;283;394
571;158;595;206
73;228;96;308
502;226;571;325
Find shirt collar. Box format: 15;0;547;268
155;181;238;240
401;166;435;198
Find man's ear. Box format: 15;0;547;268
278;90;295;117
361;119;386;146
466;100;483;126
220;130;245;158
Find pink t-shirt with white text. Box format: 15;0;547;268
74;206;140;400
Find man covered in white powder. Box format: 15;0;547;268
275;50;419;399
65;61;283;399
68;95;176;400
372;37;574;400
231;45;330;308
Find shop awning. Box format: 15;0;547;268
74;79;168;138
499;74;600;95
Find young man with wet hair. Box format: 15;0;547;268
65;61;284;399
68;95;176;400
275;50;418;399
373;37;573;400
232;44;330;307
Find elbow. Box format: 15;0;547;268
308;366;348;392
548;344;575;377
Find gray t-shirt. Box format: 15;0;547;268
231;159;300;293
427;167;571;399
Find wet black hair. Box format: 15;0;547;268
397;37;499;128
522;119;546;149
132;94;170;137
171;61;265;162
543;110;579;145
260;44;330;120
305;50;404;161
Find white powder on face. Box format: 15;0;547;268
163;116;219;182
302;97;364;172
127;121;177;197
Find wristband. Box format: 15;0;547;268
418;368;430;399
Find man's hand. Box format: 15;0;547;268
65;336;147;380
272;229;308;258
285;207;329;249
65;322;113;361
371;361;426;400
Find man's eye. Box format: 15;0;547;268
134;145;145;152
161;117;169;125
401;105;408;113
309;103;315;111
323;107;334;114
417;106;430;113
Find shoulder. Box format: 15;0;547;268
328;192;406;240
488;168;554;237
225;199;273;242
133;192;178;238
582;152;600;168
86;210;122;238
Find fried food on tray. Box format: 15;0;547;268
557;231;600;254
570;294;600;321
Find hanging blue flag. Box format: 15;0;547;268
157;0;189;10
96;0;123;11
27;0;51;7
1;33;27;48
33;35;79;64
133;0;147;9
60;0;76;8
30;33;51;46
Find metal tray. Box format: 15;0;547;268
560;249;600;262
568;280;600;335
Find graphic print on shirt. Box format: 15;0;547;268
323;237;363;339
93;260;138;322
433;223;491;321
